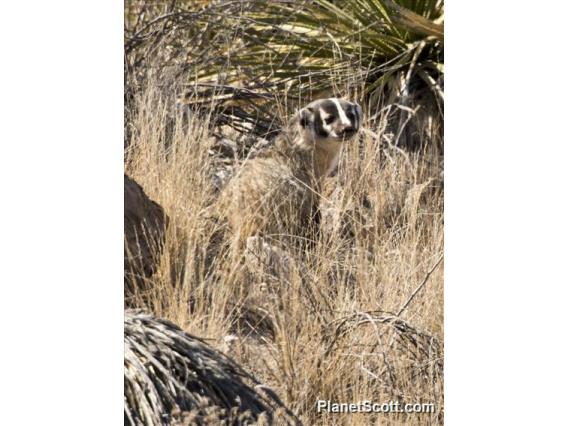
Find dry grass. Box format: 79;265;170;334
125;82;444;425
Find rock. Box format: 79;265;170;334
124;174;168;297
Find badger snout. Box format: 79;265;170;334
337;123;357;138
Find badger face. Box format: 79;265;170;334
300;98;362;142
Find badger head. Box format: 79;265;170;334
298;98;362;142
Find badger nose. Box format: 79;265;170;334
339;125;355;137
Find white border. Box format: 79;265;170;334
1;1;567;424
0;1;123;424
446;1;568;424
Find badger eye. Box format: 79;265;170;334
324;116;335;125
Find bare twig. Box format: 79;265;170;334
397;254;444;316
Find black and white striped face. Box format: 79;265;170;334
299;98;362;141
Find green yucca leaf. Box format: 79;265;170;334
162;0;445;142
219;0;443;82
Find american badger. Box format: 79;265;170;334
219;98;362;248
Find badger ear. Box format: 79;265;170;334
353;103;362;120
299;107;315;128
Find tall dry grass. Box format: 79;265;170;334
125;80;444;425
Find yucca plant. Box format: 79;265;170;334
181;0;444;150
217;1;441;92
125;0;444;150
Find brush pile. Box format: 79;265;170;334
124;310;300;425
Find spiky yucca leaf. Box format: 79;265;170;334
183;0;444;148
202;0;443;98
124;1;444;148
